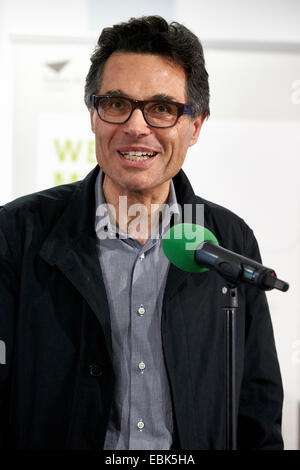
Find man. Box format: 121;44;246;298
0;16;283;450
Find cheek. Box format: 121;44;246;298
167;126;193;155
159;128;179;153
94;125;113;150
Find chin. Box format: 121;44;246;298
122;182;152;193
119;176;155;192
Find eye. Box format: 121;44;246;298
100;97;128;112
110;99;125;109
155;104;169;113
147;101;177;116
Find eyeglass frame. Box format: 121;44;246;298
91;94;193;129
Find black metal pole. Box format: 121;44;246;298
225;307;237;450
221;285;238;450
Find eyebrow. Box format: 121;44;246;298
103;89;178;102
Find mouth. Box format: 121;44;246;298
118;150;158;162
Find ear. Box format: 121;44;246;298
90;109;96;133
189;112;206;147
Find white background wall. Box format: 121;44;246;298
0;0;299;449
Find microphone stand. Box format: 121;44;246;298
221;283;238;450
193;241;289;449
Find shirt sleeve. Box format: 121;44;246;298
237;225;284;449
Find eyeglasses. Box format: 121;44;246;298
92;94;192;128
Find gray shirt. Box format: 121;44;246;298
94;170;179;450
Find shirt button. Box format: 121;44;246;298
137;306;145;316
139;253;145;260
137;420;144;430
138;361;146;371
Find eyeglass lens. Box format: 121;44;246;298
98;97;178;127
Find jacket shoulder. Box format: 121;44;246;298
195;195;259;260
197;194;247;227
0;182;83;264
0;180;81;227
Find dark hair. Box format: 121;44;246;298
84;15;210;118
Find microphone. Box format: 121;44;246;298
162;223;289;292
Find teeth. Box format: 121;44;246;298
120;151;157;162
123;155;149;162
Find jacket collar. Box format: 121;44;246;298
39;165;99;264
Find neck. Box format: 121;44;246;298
102;176;171;244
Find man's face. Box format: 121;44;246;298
91;52;205;195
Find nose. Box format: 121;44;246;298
122;108;151;137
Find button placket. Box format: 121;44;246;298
129;246;152;444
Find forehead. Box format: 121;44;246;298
98;52;187;101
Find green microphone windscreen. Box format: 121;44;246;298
162;223;219;273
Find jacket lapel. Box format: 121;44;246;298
163;169;206;300
38;166;112;354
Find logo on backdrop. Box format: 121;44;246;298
42;58;82;91
46;60;70;74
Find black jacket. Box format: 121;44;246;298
0;165;283;450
